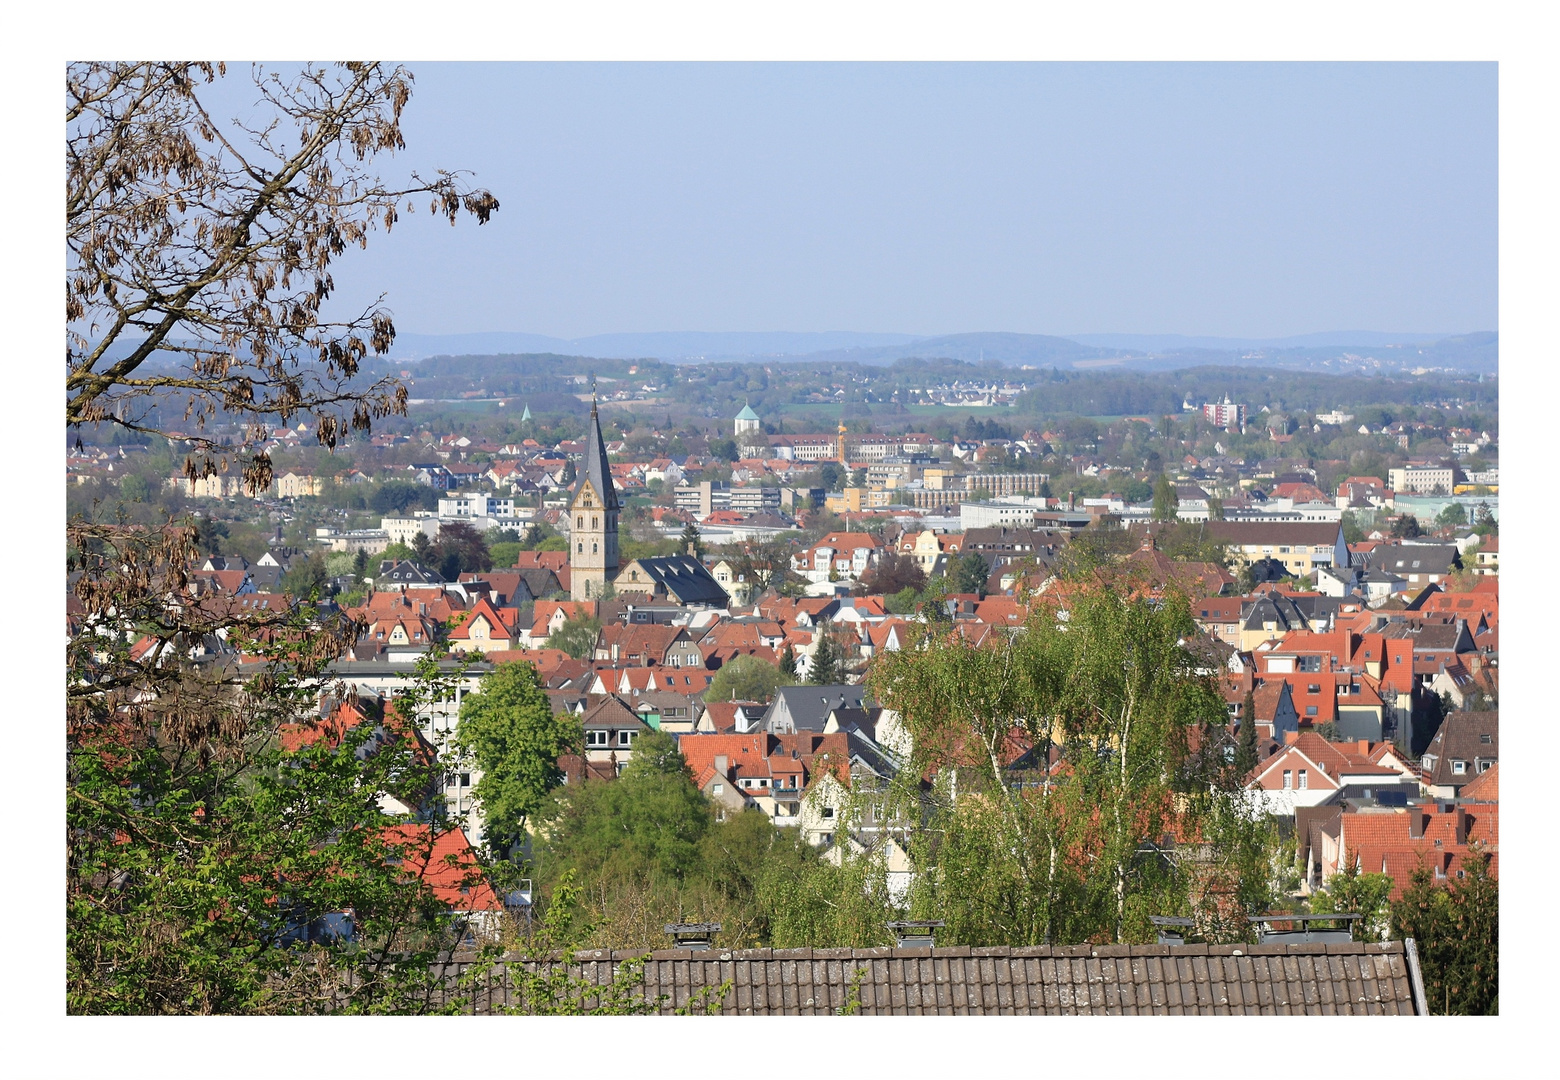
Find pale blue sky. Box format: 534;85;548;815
322;62;1496;341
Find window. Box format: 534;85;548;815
1480;734;1492;744
586;730;609;747
577;542;583;553
1452;760;1466;775
712;783;723;796
822;806;835;819
1298;769;1308;789
592;542;598;554
1308;683;1321;693
577;516;583;528
1306;706;1318;716
618;730;635;747
1282;770;1292;789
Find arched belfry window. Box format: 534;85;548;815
592;542;598;553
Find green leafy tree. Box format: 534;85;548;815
1309;854;1394;941
456;662;584;857
1392;845;1498;1015
119;473;152;503
280;551;329;599
860;550;925;597
706;654;787;703
758;838;900;949
67;523;484;1014
550;612;601;660
380;540;417;563
871;582;1258;946
1436;502;1468;528
536;730;710;903
434;520;491;580
489;541;523;568
948;552;990;598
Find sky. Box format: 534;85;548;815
313;62;1496;341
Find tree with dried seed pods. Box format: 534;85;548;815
66;62;497;492
66;63;503;1014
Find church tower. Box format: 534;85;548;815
569;392;620;601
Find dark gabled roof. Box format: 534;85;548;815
1204;521;1343;546
764;684;874;734
621;555;730;606
574;398;620;512
1383;620;1474;654
518;567;564;599
375;560;444;585
580;693;644;730
1369;544;1460;576
1421;710;1498;788
433;940;1425;1015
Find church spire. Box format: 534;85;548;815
576;375;619;512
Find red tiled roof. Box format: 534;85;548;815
379;825;503;911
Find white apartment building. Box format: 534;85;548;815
438;493;517;519
1388;467;1455;495
381;515;441;545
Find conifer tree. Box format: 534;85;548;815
808;624;840;685
1234;689;1259;777
779;642;798;680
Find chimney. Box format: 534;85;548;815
1454;806;1469;845
887;921;944;949
1357;740;1370;756
664;923;720;951
1409;810;1425;838
714;754;728;776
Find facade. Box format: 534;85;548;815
438;493;517;519
1389;466;1456;495
1204;521;1349;576
1202;396;1248;432
381;515;442;546
569;397;621;601
274;471;324;498
734;402;762;438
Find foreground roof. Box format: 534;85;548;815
430;940;1424;1015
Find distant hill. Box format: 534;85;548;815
388;330;923;362
389;327;1495;378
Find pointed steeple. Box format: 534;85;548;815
521;402;532;423
576;382;619;511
